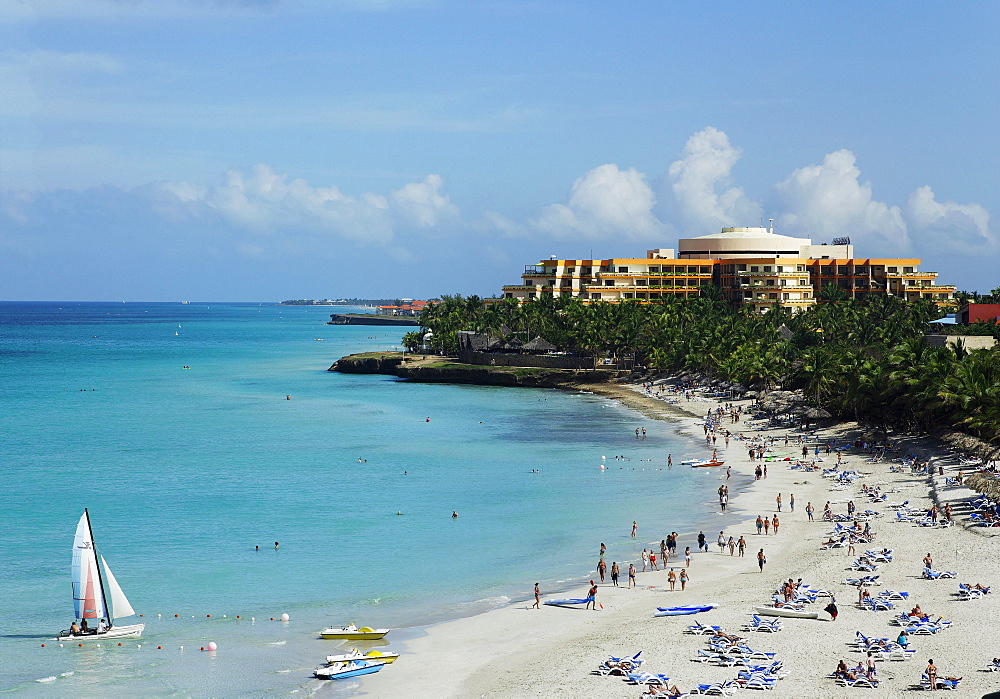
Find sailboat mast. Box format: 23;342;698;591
85;509;111;625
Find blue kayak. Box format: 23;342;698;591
544;598;593;607
654;604;716;617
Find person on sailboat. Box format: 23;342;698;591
81;619;89;634
98;619;108;633
70;620;81;636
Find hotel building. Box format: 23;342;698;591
499;226;956;312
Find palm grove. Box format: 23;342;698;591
404;288;1000;451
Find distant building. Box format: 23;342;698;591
375;300;429;317
499;226;956;312
957;303;1000;325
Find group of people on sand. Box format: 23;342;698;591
754;514;779;535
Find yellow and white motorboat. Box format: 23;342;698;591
320;623;390;640
324;648;400;665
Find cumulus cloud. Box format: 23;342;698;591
667;127;761;231
773;149;909;248
156;164;457;245
905;185;996;253
532;164;665;240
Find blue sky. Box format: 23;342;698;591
1;0;997;301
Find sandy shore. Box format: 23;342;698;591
358;383;1000;698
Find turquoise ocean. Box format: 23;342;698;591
1;302;733;695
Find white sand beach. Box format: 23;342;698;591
359;383;1000;698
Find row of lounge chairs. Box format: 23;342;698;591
957;583;990;599
743;615;782;633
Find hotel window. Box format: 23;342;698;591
763;266;772;272
782;293;789;300
528;292;536;298
800;279;808;286
766;280;775;286
751;266;760;272
525;280;534;286
888;266;898;273
604;280;614;286
700;266;710;274
797;265;805;272
636;279;647;286
662;266;674;274
648;266;660;274
822;266;833;274
904;266;914;273
591;292;601;299
780;279;786;286
685;266;697;274
624;293;634;299
776;266;784;273
618;266;629;273
769;293;778;300
548;280;556;286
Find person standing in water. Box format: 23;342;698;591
632;521;637;538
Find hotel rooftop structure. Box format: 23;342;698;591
499;226;956;312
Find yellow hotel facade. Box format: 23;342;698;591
499;226;956;312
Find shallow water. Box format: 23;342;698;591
1;302;727;694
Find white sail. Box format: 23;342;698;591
71;512;107;620
101;556;136;620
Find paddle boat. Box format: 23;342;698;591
325;648;399;665
543;597;592;607
320;623;390;640
314;658;386;680
654;604;716;617
752;605;819;619
689;460;725;468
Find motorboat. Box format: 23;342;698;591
320;623;390;640
690;460;725;468
56;510;145;640
654;604;717;616
752;605;818;619
314;658;386;679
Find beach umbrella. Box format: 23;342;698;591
804;407;832;420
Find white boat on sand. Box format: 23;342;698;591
57;509;144;640
752;605;818;619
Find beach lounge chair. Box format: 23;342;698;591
743;615;782;633
922;568;957;580
690;680;737;695
850;559;879;572
836;677;880;688
627;672;671;686
877;590;908;600
845;575;880;587
957;583;989;599
740;676;778;690
985;659;1000;672
686;620;724;635
921;673;962;690
878;648;916;661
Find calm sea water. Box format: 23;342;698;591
0;302;729;695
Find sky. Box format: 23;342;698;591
1;0;997;301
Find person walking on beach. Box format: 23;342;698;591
679;568;689;591
667;568;677;590
772;515;779;535
754;465;762;480
763;464;767;478
737;536;746;556
757;548;766;572
585;580;598;610
684;547;692;568
641;548;649;572
721;493;728;512
923;553;933;569
649;550;659;570
697;531;707;553
790;494;795;512
763;517;770;535
776;493;782;512
728;536;735;555
597;558;607;582
806;502;814;521
632;521;637;538
611;561;620;586
726;465;731;479
660;539;668;564
756;516;764;535
718;531;726;552
825;597;838;620
533;583;541;609
628;563;636;588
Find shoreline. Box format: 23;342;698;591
357;382;1000;697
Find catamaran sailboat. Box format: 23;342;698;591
57;509;144;640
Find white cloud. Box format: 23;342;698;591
533;164;665;240
774;149;909;248
157;164;457;245
906;185;996;253
667;127;761;231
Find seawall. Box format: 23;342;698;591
329;353;621;388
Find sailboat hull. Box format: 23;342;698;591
57;623;145;640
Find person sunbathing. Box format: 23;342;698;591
710;631;744;643
643;684;684;696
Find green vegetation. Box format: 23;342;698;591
410;293;1000;449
